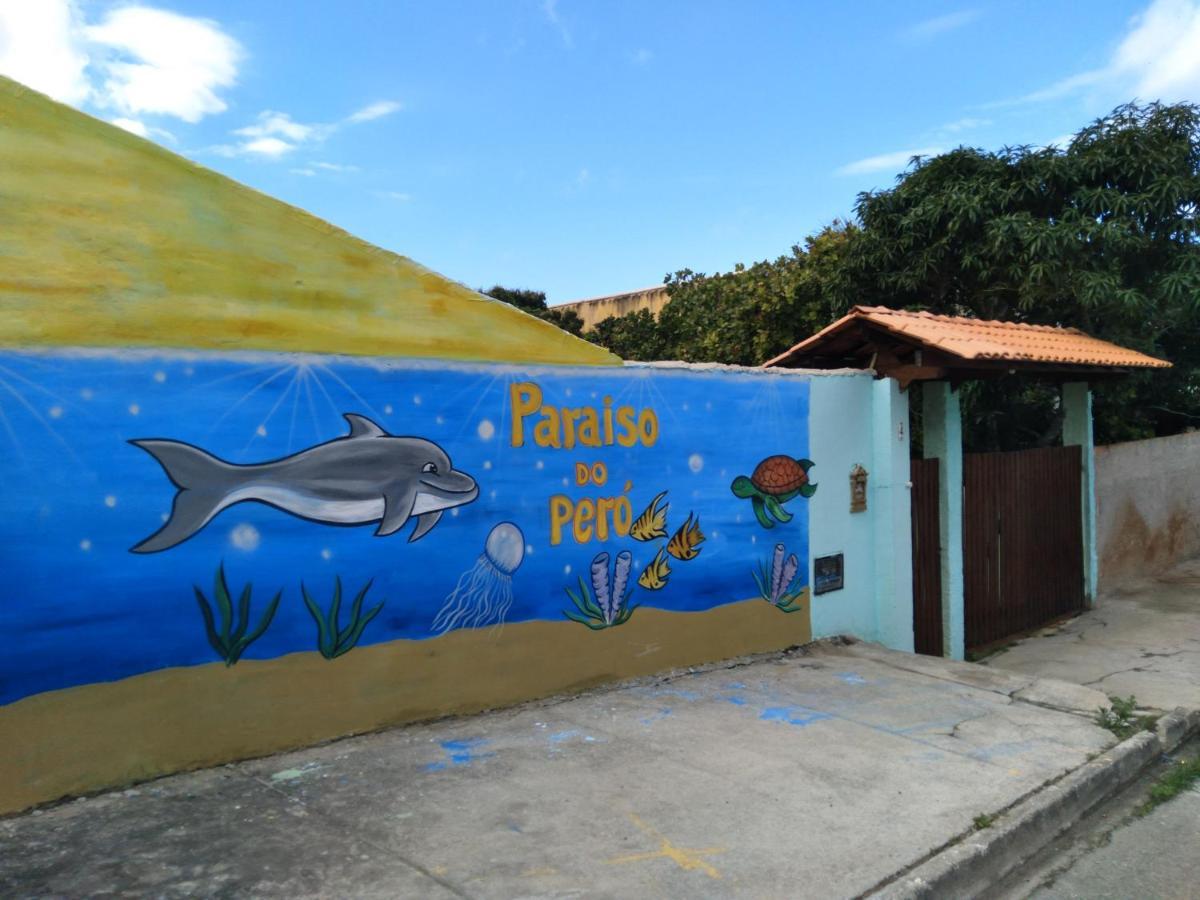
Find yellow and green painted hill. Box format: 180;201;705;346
0;76;618;366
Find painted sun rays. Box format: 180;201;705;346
190;358;390;457
0;354;90;480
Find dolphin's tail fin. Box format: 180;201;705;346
130;439;233;553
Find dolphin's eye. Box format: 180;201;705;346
422;462;438;475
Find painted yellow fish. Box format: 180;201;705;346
637;547;671;590
666;512;705;561
630;491;669;542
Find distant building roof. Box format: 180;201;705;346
766;306;1170;386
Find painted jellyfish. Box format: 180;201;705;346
432;522;526;633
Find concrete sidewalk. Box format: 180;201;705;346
0;640;1116;900
983;561;1200;712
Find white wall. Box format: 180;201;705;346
1096;430;1200;586
808;373;881;642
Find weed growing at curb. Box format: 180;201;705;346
972;813;995;830
1094;695;1159;740
1135;755;1200;817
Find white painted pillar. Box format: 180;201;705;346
923;383;965;660
1062;382;1098;605
871;378;914;651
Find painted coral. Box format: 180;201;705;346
752;543;806;613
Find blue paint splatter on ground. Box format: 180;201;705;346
760;706;833;727
640;707;673;725
836;672;867;685
424;737;496;772
549;730;579;743
723;694;748;706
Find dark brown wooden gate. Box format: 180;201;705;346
910;457;943;656
963;445;1084;650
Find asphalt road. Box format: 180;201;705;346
1030;783;1200;900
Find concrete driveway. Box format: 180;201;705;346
0;640;1115;900
984;560;1200;712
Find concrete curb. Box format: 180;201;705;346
870;713;1200;899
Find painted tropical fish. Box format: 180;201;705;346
666;512;704;561
637;546;672;590
130;413;478;553
630;490;669;541
730;456;817;529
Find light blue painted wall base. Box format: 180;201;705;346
870;379;914;651
1063;382;1098;606
923;383;964;660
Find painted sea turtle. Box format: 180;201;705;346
730;456;817;529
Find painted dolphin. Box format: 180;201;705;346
130;413;478;553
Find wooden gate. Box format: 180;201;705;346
963;445;1084;650
910;457;943;656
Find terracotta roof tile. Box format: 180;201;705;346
766;306;1171;369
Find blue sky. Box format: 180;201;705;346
3;2;1199;302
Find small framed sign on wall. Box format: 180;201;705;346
814;553;844;594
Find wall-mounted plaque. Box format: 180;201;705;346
849;464;868;513
814;553;844;595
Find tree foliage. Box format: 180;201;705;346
481;285;585;336
845;101;1200;447
581;101;1200;448
585;224;856;367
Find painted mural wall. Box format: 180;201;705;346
0;351;876;813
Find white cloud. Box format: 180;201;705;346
903;9;980;41
290;167;317;176
110;116;174;142
0;1;240;133
836;147;944;176
1042;133;1076;149
0;0;90;104
85;5;241;123
236;110;318;142
346;100;401;123
1111;0;1200;100
631;48;653;65
1010;0;1200;106
221;110;329;156
939;116;991;134
240;136;293;157
111;116;148;136
541;0;573;48
218;103;400;161
378;190;411;202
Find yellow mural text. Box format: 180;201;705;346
549;492;633;545
509;381;659;449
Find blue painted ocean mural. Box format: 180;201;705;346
0;350;812;705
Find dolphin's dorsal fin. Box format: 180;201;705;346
343;413;386;439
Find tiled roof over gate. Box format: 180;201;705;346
766;306;1171;370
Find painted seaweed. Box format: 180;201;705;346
302;577;386;659
194;563;282;666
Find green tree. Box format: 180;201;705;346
481;285;585;336
845;101;1200;447
585;223;856;365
